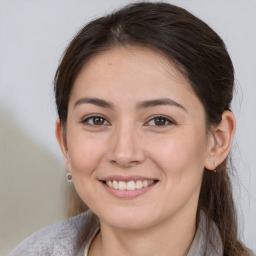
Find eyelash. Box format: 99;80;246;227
145;115;175;127
81;115;175;127
81;115;110;126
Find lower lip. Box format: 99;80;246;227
102;182;156;199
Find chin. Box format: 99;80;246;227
99;210;159;230
109;219;153;230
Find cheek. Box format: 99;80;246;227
67;134;106;175
154;133;206;202
148;132;207;177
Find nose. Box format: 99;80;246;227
107;123;146;168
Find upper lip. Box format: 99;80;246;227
99;175;158;182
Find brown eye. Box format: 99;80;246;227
93;117;105;125
82;116;109;126
154;116;168;126
146;115;174;127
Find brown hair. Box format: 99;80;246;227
54;2;252;255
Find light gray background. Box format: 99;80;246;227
0;0;255;255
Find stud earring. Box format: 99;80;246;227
66;172;73;183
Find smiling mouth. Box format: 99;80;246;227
101;179;158;191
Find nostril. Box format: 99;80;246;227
109;159;138;168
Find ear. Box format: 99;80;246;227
204;111;236;171
55;119;71;172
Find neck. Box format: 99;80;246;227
89;209;197;256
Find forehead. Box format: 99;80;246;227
71;46;193;99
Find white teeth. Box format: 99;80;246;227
106;180;113;188
135;180;143;189
113;180;118;189
142;180;149;188
105;179;155;190
118;181;126;190
127;181;136;190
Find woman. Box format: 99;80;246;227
10;2;254;256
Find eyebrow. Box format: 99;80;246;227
136;98;187;112
74;97;187;112
74;97;114;109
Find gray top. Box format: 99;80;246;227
10;210;223;256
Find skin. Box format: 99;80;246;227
56;46;235;256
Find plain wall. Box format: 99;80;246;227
0;0;255;255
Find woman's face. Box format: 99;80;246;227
59;46;214;230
